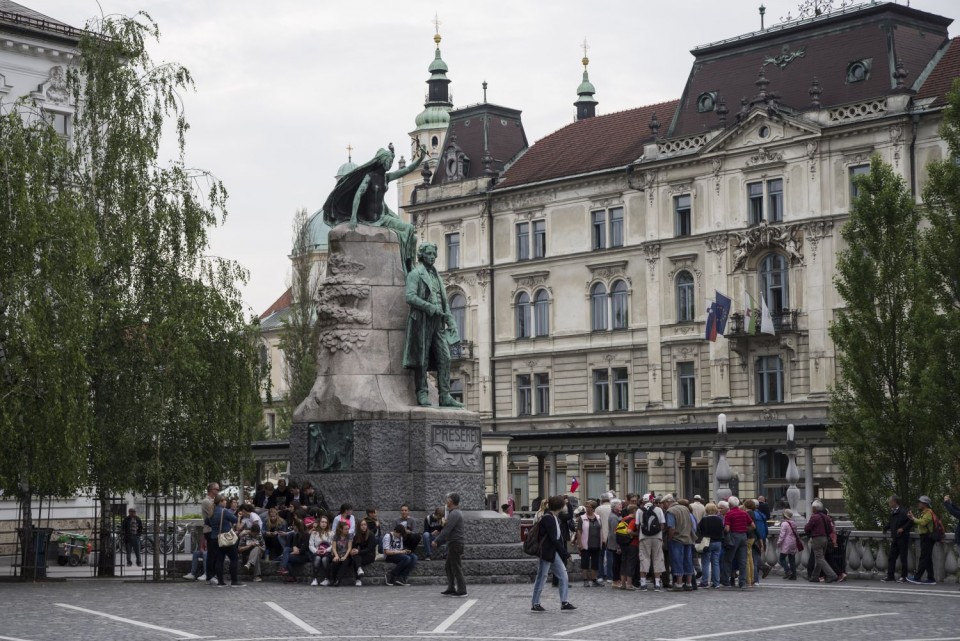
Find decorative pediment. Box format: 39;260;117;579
731;221;804;271
511;270;550;295
586;260;630;285
666;253;701;287
442;133;469;182
700;109;820;157
32;65;69;104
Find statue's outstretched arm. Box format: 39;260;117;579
350;175;371;229
387;144;428;182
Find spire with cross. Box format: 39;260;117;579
581;38;590;68
432;12;442;45
346;143;353;163
575;38;597;120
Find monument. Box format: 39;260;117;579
290;145;497;525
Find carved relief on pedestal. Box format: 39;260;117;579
731;221;803;271
316;255;371;352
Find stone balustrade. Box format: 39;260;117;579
766;527;958;583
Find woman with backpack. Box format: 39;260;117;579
906;496;939;585
776;508;801;580
531;495;576;613
615;505;640;590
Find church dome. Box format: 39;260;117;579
414;105;451;131
336;160;358;178
301;209;331;254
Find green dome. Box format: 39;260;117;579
429;47;448;74
575;70;597;104
336;160;358;178
415;105;451;131
302;209;331;254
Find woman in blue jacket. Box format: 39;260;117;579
212;495;243;587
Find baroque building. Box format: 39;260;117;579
405;2;960;512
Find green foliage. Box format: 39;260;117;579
830;155;952;527
0;12;264;515
920;79;960;493
276;208;322;437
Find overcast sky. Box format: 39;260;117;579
25;0;960;316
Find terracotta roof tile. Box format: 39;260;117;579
916;37;960;106
495;100;679;189
259;288;291;320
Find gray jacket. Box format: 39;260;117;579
434;508;464;545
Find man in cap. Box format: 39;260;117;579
906;496;937;585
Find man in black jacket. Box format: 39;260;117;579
882;495;913;582
531;495;577;613
121;508;143;567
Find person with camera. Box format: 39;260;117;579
531;495;576;612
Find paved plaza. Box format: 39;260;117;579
1;578;958;641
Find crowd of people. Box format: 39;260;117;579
180;480;466;591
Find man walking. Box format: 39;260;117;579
804;500;838;583
882;495;912;583
433;493;467;597
907;496;937;585
531;495;576;612
121;508;143;567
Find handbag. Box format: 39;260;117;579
217;509;238;547
694;536;711;553
791;522;804;552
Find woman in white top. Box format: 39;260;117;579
309;516;333;586
331;503;356;536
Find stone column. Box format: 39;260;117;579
626;451;636;495
547;453;556;501
607;452;618;493
804;447;815;517
536;455;546;504
784;424;801;515
577;454;586;502
498;452;509;509
682;450;693;500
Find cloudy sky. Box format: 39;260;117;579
25;0;960;316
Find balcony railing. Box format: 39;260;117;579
727;309;799;336
450;340;473;360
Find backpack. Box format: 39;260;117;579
639;505;662;537
523;518;542;556
752;510;769;540
930;511;946;543
615;517;635;547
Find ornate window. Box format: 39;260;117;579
612;368;629;411
611;280;629;330
593;369;610;412
516;222;530;261
759;254;788;314
533;220;547;258
449;293;466;343
747;178;783;225
674;195;692;237
678;361;696;408
535;373;550;415
517;374;532;415
846;59;871;84
533;289;550;337
446;232;460;270
515;292;532;339
849;164;870;203
756;356;784;404
696;91;717;113
592;207;624;249
676;271;695;322
591;210;606;250
590;282;608;331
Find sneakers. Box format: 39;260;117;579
183;573;196;581
355;579;362;587
560;602;577;611
921;578;937;585
208;578;220;586
441;589;457;596
385;573;395;586
196;574;207;582
531;604;546;613
254;577;262;582
906;575;920;585
310;579;318;587
454;592;468;598
837;573;848;583
394;578;410;586
595;578;605;585
320;579;330;587
357;568;365;577
880;576;895;583
654;582;662;592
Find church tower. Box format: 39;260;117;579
574;40;598;121
398;18;454;222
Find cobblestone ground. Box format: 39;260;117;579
1;577;958;641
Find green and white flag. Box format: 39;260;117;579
760;295;776;335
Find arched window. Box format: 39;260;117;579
449;293;466;343
611;280;628;329
590;282;608;331
676;271;695;322
515;292;531;339
759;254;789;314
534;289;550;337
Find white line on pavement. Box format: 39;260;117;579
53;603;202;639
759;583;960;598
429;598;479;634
264;601;321;635
888;638;960;641
0;635;42;641
668;612;899;640
553;603;686;637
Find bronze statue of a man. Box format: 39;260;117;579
402;243;464;408
321;144;426;273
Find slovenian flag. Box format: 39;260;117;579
570;477;580;493
705;302;718;342
715;291;732;335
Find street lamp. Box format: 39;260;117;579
714;413;733;502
